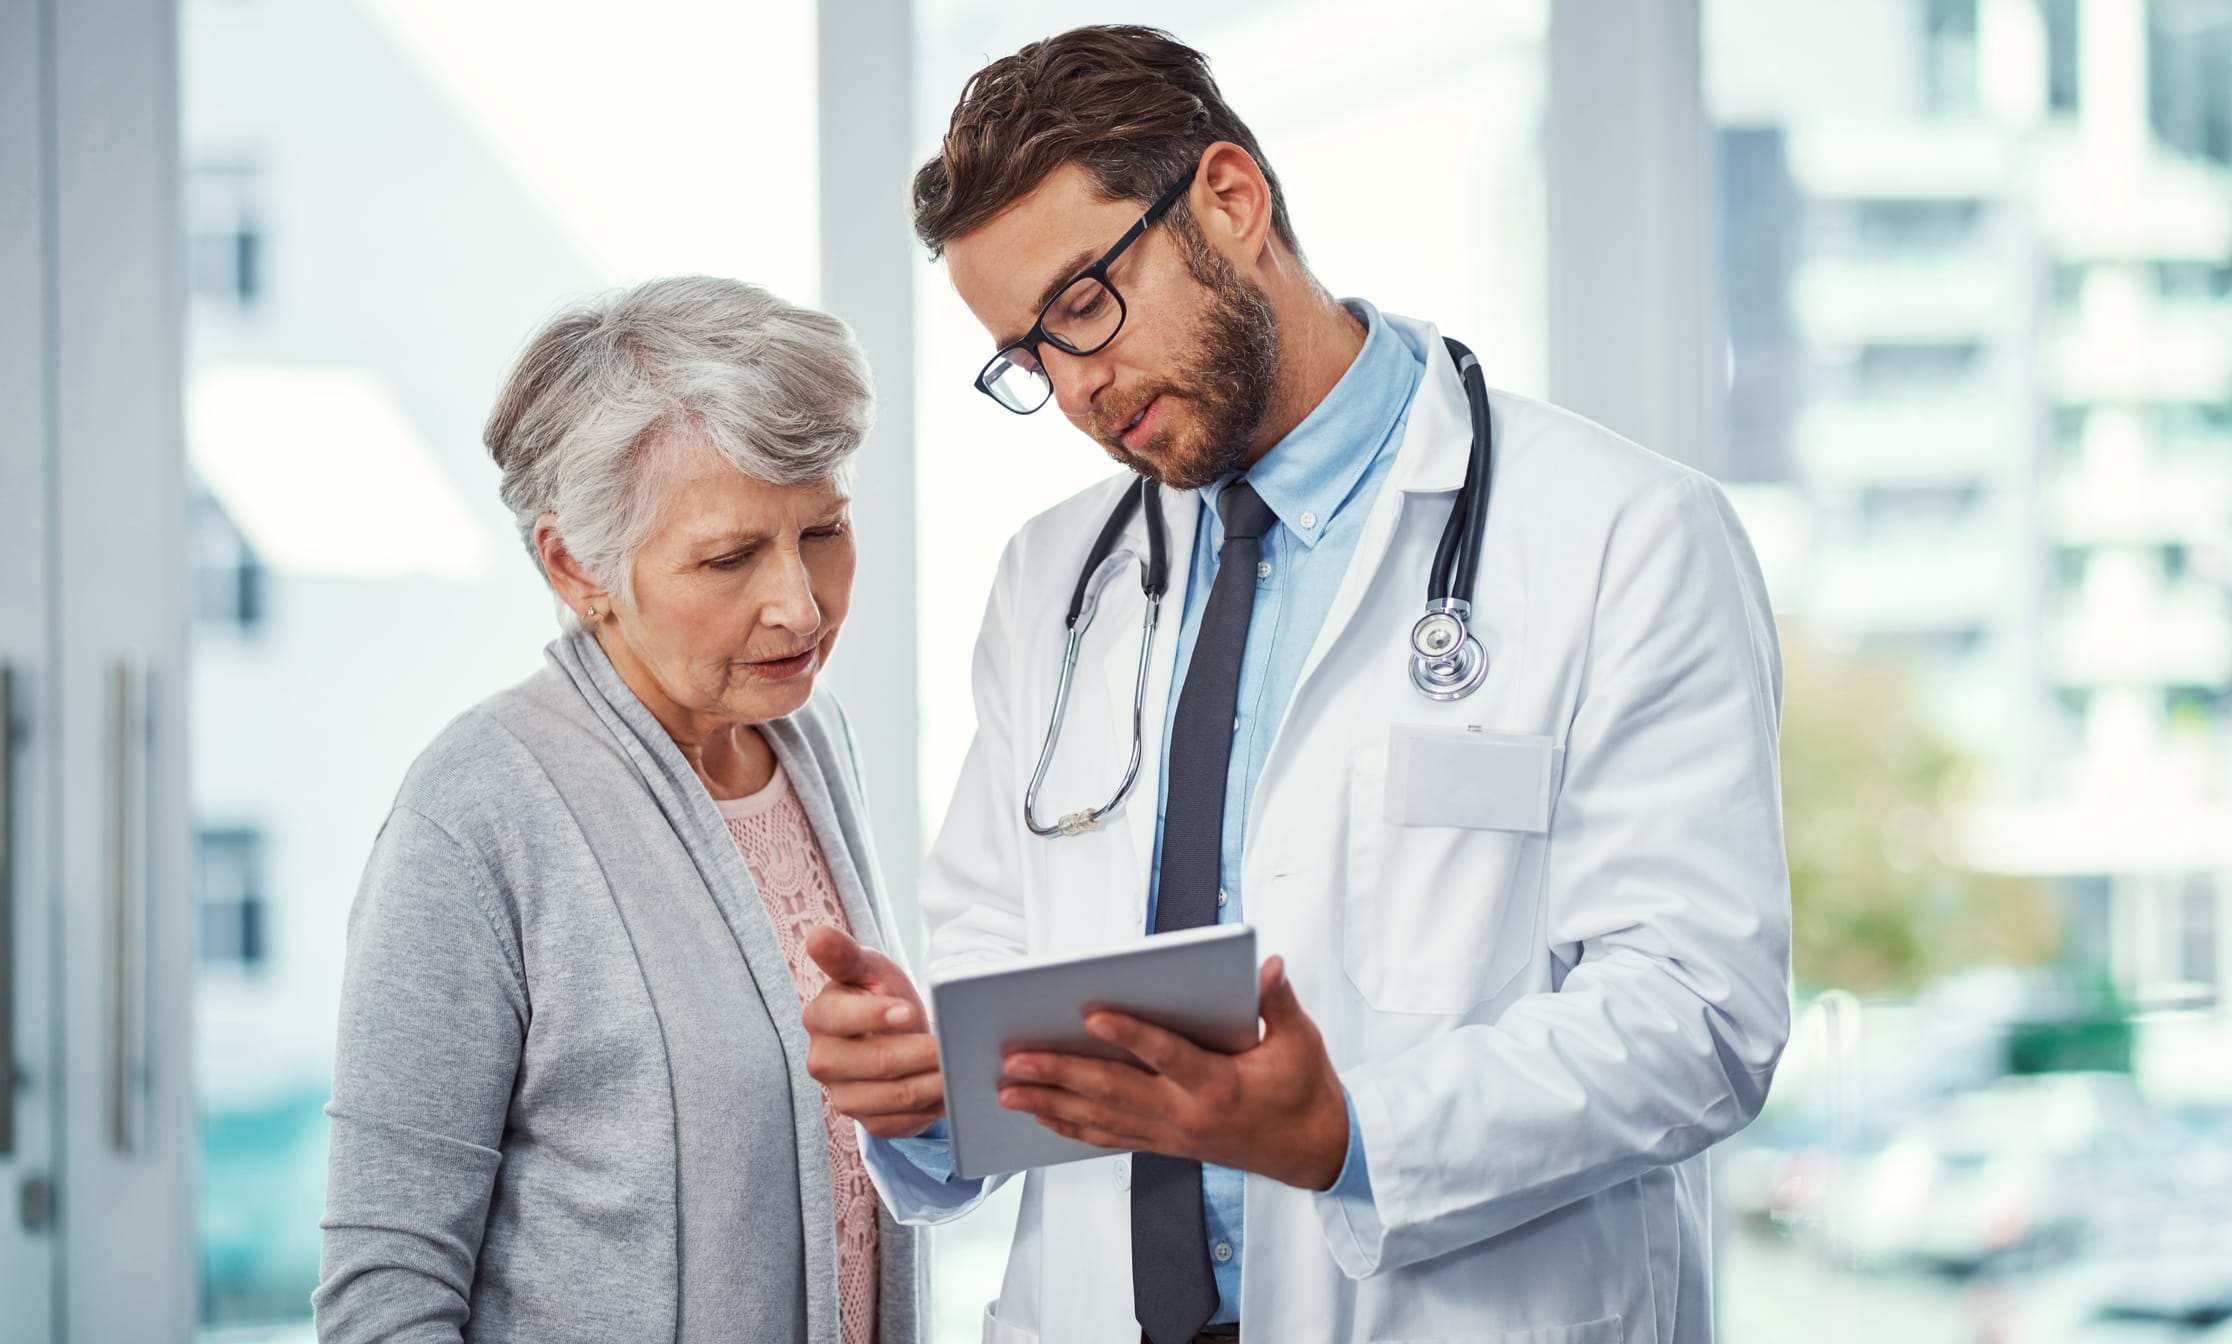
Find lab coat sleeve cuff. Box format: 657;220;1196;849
1313;1086;1391;1277
857;1120;996;1225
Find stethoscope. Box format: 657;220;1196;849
1022;336;1495;839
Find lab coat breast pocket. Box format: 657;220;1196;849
1344;725;1561;1015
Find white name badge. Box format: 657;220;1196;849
1383;724;1562;833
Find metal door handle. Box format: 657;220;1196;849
107;660;150;1154
1;661;16;1157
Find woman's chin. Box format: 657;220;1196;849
731;654;822;720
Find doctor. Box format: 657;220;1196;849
804;24;1792;1344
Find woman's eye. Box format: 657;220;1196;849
707;552;751;571
807;524;849;542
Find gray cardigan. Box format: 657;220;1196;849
314;632;923;1344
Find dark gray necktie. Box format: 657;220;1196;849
1133;480;1277;1344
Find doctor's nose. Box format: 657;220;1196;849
1042;346;1114;423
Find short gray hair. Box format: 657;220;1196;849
484;275;874;612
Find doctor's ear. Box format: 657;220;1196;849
1187;141;1278;269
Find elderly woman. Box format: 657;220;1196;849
314;276;920;1344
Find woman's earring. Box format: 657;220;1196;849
585;605;598;621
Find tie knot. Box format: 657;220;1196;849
1216;480;1278;543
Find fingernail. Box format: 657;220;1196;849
999;1090;1022;1109
884;1004;911;1027
1006;1059;1039;1081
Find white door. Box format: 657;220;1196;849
1;0;195;1339
1;0;61;1331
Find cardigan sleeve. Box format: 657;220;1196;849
314;805;529;1343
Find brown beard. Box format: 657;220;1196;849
1094;215;1279;491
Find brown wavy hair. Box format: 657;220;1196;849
911;25;1300;261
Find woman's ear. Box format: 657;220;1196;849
534;513;608;620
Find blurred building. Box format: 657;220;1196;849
1711;0;2232;1009
2149;0;2232;166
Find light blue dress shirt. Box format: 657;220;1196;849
883;300;1424;1323
1144;298;1420;1321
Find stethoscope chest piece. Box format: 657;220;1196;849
1409;599;1490;701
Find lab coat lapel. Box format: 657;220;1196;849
1288;314;1473;705
1096;480;1198;921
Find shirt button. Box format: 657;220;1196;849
1256;561;1272;580
1216;888;1230;909
1113;1156;1131;1190
1213;1241;1234;1263
1300;511;1318;530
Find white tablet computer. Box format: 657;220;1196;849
930;923;1258;1181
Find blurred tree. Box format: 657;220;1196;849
1779;626;2060;993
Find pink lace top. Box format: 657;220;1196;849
716;766;878;1344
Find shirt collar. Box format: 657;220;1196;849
1199;298;1422;551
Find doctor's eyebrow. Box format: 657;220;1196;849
993;247;1098;351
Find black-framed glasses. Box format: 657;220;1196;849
974;172;1194;415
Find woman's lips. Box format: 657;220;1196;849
743;645;817;682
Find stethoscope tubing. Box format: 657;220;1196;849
1022;588;1162;837
1428;338;1492;605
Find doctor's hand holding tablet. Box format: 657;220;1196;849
807;923;1352;1189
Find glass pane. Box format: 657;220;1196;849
183;2;820;1335
1707;0;2232;1339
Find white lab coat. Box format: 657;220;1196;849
865;312;1792;1344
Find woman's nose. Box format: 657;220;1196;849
762;549;823;632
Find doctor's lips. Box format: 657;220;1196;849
1105;394;1165;454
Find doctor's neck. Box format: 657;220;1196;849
1239;267;1366;470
